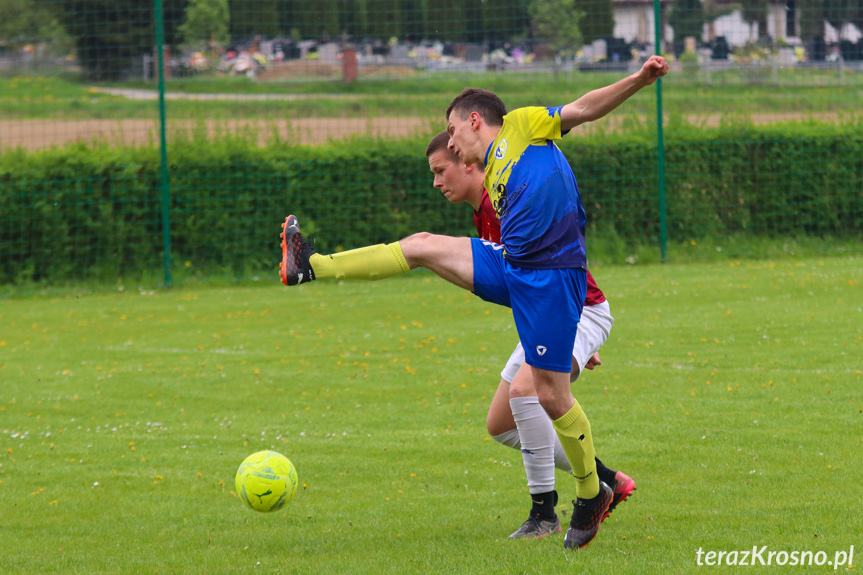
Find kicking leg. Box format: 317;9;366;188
399;232;473;291
280;216;474;290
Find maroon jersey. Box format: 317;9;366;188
474;188;606;306
473;188;501;244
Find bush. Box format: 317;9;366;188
1;123;861;285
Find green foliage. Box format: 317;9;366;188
0;0;70;53
564;122;863;247
50;0;188;80
653;123;863;240
178;0;230;51
740;0;769;39
701;0;738;21
668;0;705;46
799;0;828;41
678;49;700;72
528;0;584;56
577;0;614;44
1;123;861;286
222;0;532;44
822;0;863;30
228;0;280;38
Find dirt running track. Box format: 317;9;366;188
0;113;841;150
0;117;438;149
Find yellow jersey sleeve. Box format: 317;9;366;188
507;106;563;144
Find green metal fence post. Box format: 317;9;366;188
155;0;172;286
654;0;668;261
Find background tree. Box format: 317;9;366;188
855;0;863;33
178;0;229;51
401;0;427;41
268;0;531;44
229;0;281;39
823;0;863;59
577;0;614;44
427;0;467;41
740;0;768;41
528;0;584;56
798;0;826;42
366;0;405;41
701;0;737;41
822;0;860;39
0;0;70;54
482;0;531;44
50;0;187;80
668;0;705;49
464;1;485;43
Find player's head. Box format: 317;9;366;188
445;88;507;127
426;131;483;207
445;88;507;165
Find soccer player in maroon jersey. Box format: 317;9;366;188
425;131;635;539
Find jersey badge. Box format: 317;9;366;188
494;138;508;160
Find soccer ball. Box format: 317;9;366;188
235;450;299;512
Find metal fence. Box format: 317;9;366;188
1;0;861;287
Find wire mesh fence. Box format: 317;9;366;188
1;0;861;287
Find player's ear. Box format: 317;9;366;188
470;111;481;130
463;163;475;175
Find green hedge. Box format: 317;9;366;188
1;123;861;285
566;122;863;240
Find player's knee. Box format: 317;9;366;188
404;231;433;243
400;232;435;266
509;378;536;398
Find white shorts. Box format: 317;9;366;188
500;300;613;383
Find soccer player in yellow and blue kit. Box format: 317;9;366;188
280;55;669;550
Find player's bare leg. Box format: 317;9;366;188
398;232;473;291
280;216;474;291
487;379;516;438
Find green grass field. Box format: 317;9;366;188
2;256;861;573
2;71;861;121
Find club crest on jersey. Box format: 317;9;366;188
536;345;547;356
494;139;508;160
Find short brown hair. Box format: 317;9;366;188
425;131;459;163
445;88;507;127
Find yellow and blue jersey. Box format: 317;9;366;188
483;106;587;270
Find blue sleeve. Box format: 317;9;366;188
546;106;571;137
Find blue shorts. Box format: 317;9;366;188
470;238;586;373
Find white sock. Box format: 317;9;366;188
554;439;573;474
510;396;557;495
491;418;572;473
491;428;521;450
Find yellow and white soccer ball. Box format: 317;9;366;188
235;450;299;512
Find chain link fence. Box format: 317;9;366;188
1;0;861;287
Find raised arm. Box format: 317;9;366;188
559;55;669;132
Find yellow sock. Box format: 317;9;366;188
309;243;410;281
552;400;600;499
